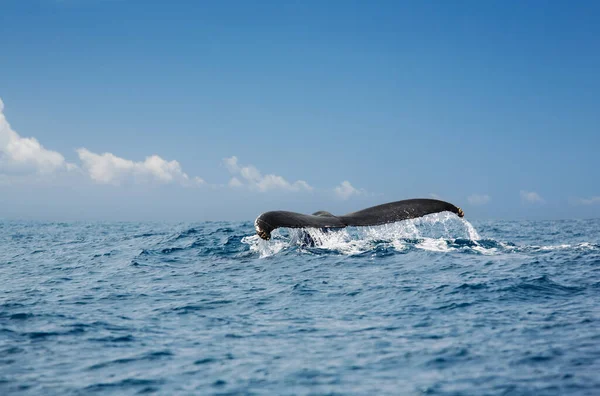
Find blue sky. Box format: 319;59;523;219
1;0;599;221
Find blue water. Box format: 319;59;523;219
1;214;600;395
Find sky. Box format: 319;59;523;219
1;0;599;221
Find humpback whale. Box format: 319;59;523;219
255;198;464;240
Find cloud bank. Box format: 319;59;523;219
223;156;312;192
2;98;367;196
0;97;202;186
334;181;364;200
77;148;203;186
520;190;544;204
0;98;75;174
577;196;600;205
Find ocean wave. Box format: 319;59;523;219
2;219;600;394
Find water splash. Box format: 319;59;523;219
461;218;481;240
243;213;484;257
241;234;288;258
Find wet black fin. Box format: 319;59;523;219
255;199;464;240
339;198;463;227
254;211;345;240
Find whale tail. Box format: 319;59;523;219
255;198;464;240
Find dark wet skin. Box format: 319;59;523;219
255;198;464;240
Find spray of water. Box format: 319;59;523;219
242;212;483;258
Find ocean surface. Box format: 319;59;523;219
1;214;599;395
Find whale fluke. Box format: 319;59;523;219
255;198;464;240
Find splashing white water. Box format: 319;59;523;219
461;218;481;240
530;242;598;252
241;234;288;258
243;212;483;258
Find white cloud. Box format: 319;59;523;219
334;180;364;200
467;194;491;205
222;156;312;192
578;196;600;205
0;97;75;175
520;190;544;203
228;177;243;188
1;98;202;186
429;193;441;199
77;148;203;186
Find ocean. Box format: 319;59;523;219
1;214;599;395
